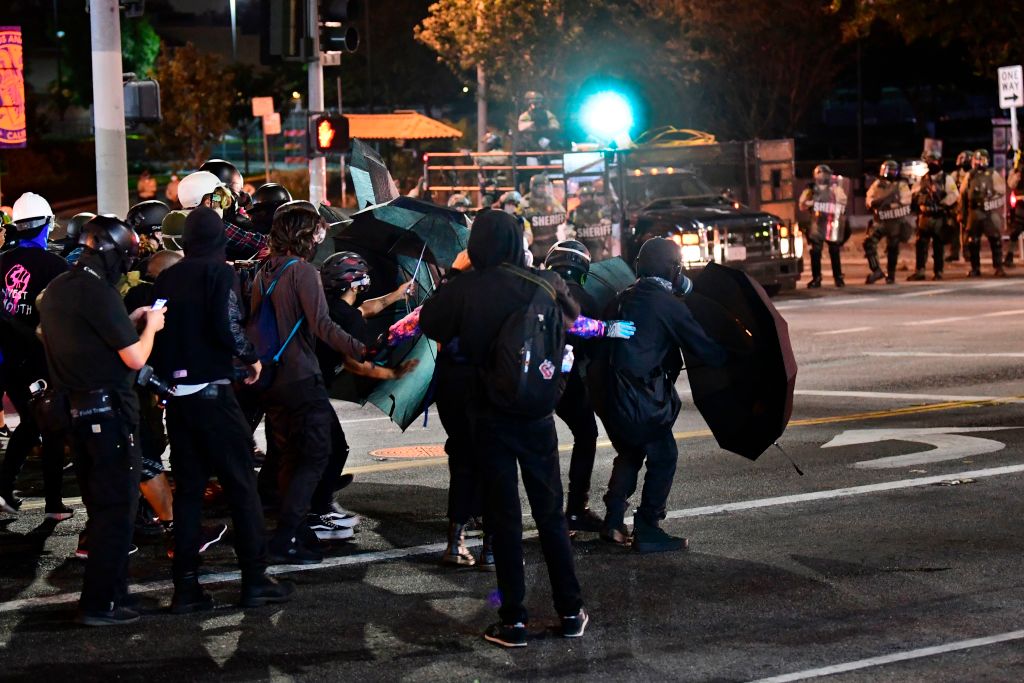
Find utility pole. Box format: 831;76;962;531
90;0;130;217
308;0;327;206
475;0;486;153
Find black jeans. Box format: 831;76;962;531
555;371;599;511
604;427;678;527
135;386;167;482
0;354;65;510
475;412;583;625
264;375;334;544
435;365;481;523
72;414;140;613
165;387;268;580
309;410;350;515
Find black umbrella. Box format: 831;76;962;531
583;257;636;312
682;263;797;460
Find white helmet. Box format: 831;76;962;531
177;171;223;209
11;192;54;237
12;192;54;223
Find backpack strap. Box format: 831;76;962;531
498;263;557;301
259;258;301;297
273;317;305;363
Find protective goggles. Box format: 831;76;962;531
202;187;235;210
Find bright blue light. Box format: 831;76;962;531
579;91;634;141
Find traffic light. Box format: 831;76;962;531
308;113;350;155
320;0;362;53
261;0;312;63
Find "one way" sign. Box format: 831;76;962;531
998;65;1023;109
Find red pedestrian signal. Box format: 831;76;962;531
308;114;349;156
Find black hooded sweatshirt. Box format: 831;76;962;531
419;210;579;408
151;208;257;385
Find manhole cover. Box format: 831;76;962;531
370;444;447;460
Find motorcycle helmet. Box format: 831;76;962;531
65;212;96;244
199;159;244;195
79;214;140;281
320;251;370;293
813;164;833;185
447;193;471;212
544;239;591;285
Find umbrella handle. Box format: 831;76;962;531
774;442;803;476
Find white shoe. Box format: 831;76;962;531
327;502;361;527
0;494;16;515
308;515;355;541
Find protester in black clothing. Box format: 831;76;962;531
592;237;728;553
0;193;70;517
38;215;165;626
543;240;638;533
419;209;588;648
251;201;367;565
151;208;293;612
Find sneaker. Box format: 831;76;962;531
324;505;360;528
561;608;590;638
600;521;631;546
477;534;495;572
44;504;75;522
0;492;22;513
483;622;528;648
77;606;140;627
566;508;603;533
75;543;138;560
167;523;228;559
0;494;16;515
632;517;688;554
0;425;11;450
307;514;355;541
240;574;295;608
268;537;323;565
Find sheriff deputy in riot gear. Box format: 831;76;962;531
1005;154;1023;268
568;184;615;263
864;160;913;284
909;151;959;281
38;215;167;626
959;149;1006;277
523;174;568;264
517;91;561;151
798;165;848;288
946;150;973;262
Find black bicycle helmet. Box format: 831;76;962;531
545;239;591;285
65;212;96;243
126;200;170;236
320;251;370;292
199;159;243;193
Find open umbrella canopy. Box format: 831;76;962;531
583;257;636;312
682;263;797;460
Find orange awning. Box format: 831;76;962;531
346;111;463;141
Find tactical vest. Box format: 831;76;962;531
873;180;911;222
967;169;1003;212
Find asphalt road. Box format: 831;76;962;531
2;256;1023;682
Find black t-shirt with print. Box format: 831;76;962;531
0;246;68;357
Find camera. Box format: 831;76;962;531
137;365;174;405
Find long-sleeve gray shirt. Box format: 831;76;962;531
252;255;366;387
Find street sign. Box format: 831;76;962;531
822;427;1020;469
998;65;1022;110
262;112;281;136
251;96;274;118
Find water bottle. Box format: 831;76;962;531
561;344;575;373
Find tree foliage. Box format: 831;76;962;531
416;0;849;140
840;0;1024;75
147;43;233;166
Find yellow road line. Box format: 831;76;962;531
17;395;1024;510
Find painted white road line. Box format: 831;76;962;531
821;427;1020;468
864;351;1024;358
795;390;1005;402
775;279;1024;312
748;629;1024;683
903;309;1024;326
813;327;874;336
776;297;879;311
898;287;954;297
5;463;1024;614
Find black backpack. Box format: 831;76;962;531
483;264;567;418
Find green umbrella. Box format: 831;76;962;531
584;256;636;312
